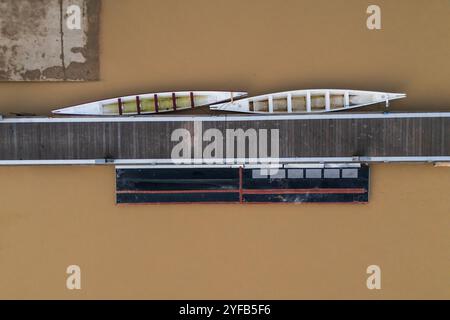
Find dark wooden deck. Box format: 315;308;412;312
0;113;449;162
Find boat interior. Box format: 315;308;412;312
103;93;214;115
248;92;377;113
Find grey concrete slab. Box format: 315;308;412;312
0;0;100;81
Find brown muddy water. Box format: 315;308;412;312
0;0;449;299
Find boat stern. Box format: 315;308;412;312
386;92;407;101
210;93;249;112
231;92;248;99
209;102;230;111
210;101;248;113
52;102;103;116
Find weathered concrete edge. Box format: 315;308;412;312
1;112;450;123
0;157;450;166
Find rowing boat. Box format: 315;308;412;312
52;91;247;116
209;90;406;114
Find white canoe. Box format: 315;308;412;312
53;91;248;116
210;90;406;114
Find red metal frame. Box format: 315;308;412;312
136;96;141;115
117;201;369;206
118;98;123;116
190;92;195;109
117;189;239;194
116;167;368;205
172;93;177;111
117;188;366;195
154;94;159;113
243;188;367;195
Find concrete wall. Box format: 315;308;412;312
0;0;99;81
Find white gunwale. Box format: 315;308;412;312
1;156;449;167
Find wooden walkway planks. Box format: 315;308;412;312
0;115;449;161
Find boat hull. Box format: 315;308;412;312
53;91;248;116
210;90;406;114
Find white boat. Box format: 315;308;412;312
210;90;406;114
53;91;248;116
